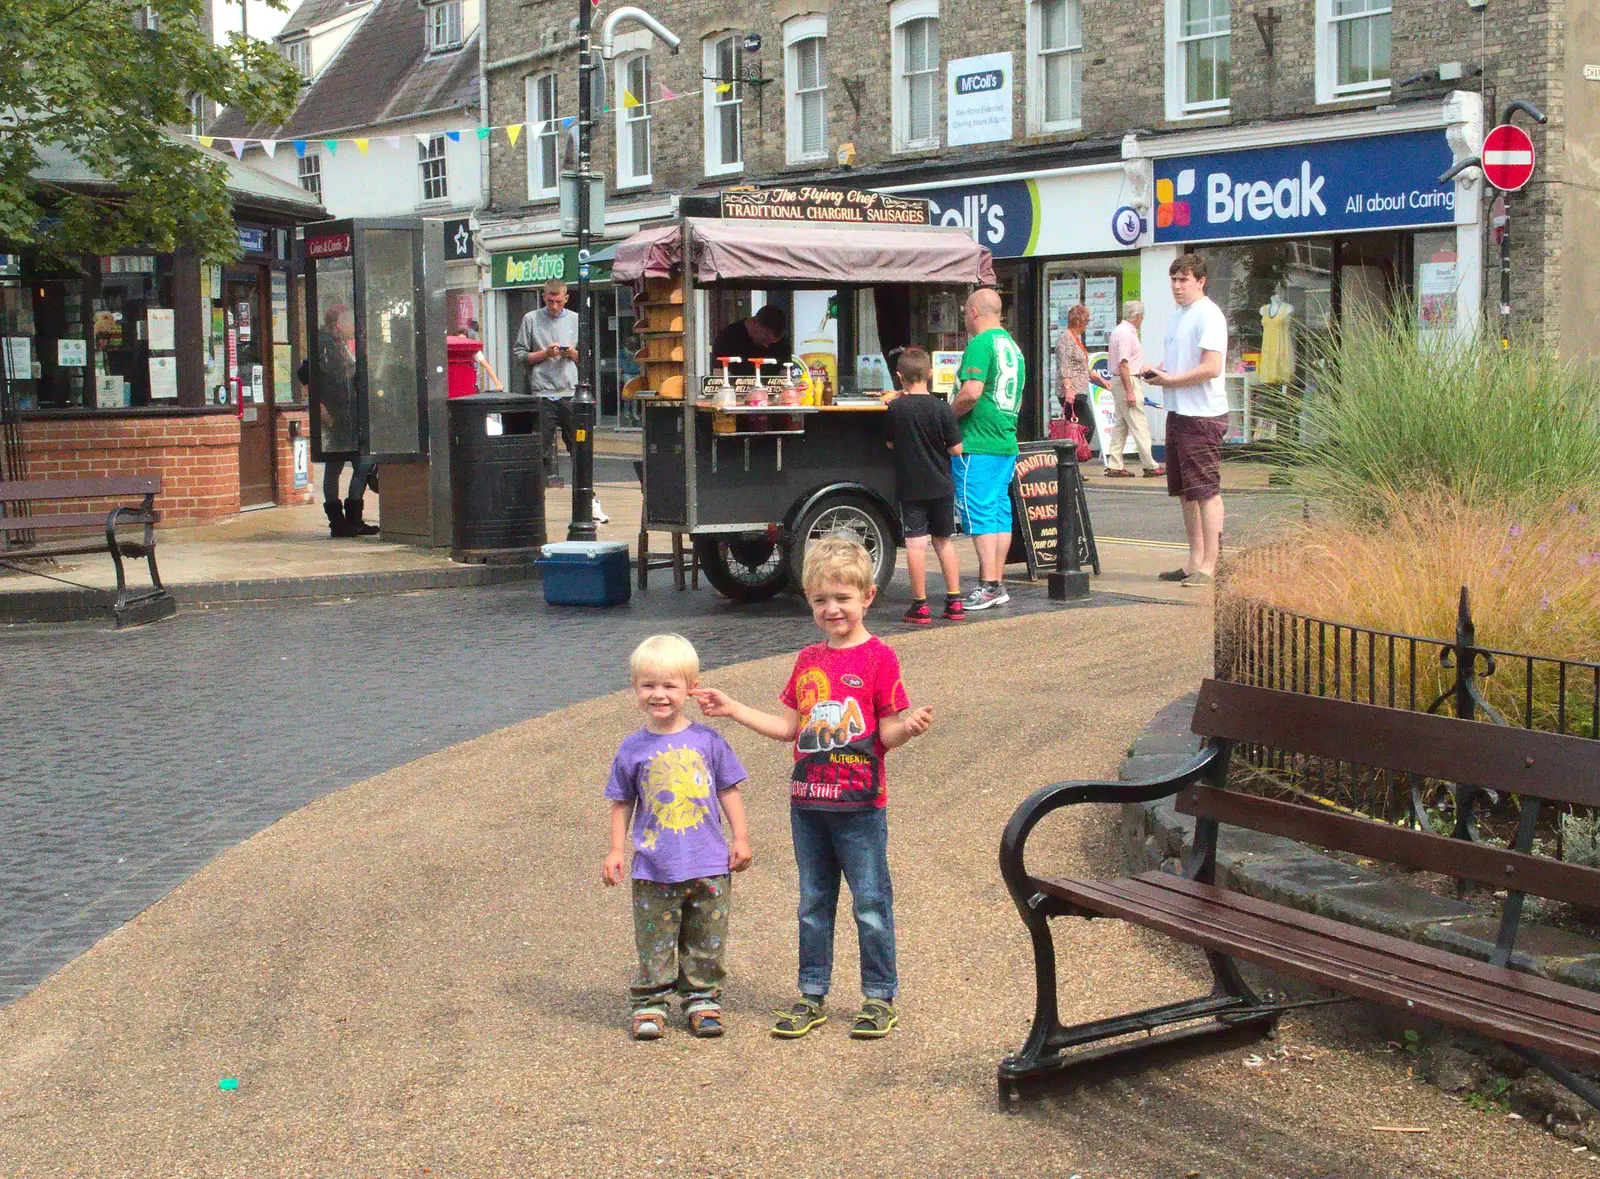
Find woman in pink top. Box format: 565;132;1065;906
1054;304;1110;455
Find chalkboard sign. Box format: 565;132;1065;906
1008;441;1100;579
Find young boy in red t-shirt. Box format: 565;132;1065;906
692;536;933;1040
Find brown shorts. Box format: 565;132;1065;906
1165;412;1228;502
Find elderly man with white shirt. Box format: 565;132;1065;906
1101;300;1164;479
1144;254;1228;587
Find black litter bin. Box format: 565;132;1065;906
449;394;547;563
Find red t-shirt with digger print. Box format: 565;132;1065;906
779;637;910;811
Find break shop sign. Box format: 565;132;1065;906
1007;441;1100;579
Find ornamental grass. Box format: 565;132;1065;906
1221;490;1600;734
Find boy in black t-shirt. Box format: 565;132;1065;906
883;347;965;624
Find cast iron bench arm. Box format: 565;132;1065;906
998;743;1225;924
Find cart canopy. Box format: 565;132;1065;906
612;218;996;287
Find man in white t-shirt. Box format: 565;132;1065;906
1145;254;1228;587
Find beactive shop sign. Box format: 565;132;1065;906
1153;129;1459;244
493;247;579;288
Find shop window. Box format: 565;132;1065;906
187;92;206;137
298;151;322;201
785;18;828;164
426;1;463;53
891;1;939;152
1167;0;1230;118
1317;0;1390;102
526;72;560;200
616;52;651;188
418;134;449;204
703;34;743;176
283;37;311;79
1028;0;1082;133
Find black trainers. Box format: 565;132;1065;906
849;999;899;1039
902;601;931;626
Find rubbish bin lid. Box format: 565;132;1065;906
541;541;630;558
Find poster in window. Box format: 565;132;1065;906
271;271;289;339
1418;255;1458;337
2;336;31;377
148;355;178;399
97;374;126;408
147;308;176;351
1083;277;1118;348
272;342;294;403
931;350;963;396
57;338;88;367
250;363;265;403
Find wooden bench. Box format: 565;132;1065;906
0;476;178;627
997;678;1600;1109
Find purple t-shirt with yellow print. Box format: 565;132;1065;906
604;722;748;883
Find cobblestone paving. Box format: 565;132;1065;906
0;575;1103;1005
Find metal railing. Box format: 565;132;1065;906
1216;586;1600;853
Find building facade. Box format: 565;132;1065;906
477;0;1593;443
212;0;489;336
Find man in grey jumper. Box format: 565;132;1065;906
512;278;606;519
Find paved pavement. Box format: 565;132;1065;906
0;605;1584;1178
0;573;1112;1006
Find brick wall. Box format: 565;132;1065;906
19;414;242;524
483;0;1570;345
272;409;316;507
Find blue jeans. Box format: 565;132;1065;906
790;806;897;1001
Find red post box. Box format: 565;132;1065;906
446;335;482;399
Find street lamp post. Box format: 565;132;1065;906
570;5;679;542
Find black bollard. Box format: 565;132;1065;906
1049;442;1090;601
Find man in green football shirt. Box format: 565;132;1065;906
950;287;1024;611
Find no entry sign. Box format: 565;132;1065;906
1482;124;1536;191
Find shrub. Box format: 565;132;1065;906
1221;491;1600;732
1269;308;1600;519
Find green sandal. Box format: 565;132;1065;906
849;999;899;1039
771;998;827;1039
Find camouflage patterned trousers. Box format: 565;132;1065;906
630;874;730;1016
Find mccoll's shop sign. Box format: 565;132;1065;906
1153;128;1461;244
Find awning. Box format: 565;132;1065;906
611;218;996;286
612;223;680;281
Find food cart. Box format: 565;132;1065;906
612;189;995;602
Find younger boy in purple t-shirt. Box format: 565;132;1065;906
603;634;752;1041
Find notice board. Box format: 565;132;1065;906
1006;441;1100;578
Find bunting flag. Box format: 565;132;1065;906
505;123;522;145
445;130;461;142
715;83;731;94
384;136;402;150
658;83;679;101
292;139;307;157
229;138;247;159
476;126;491;140
561;116;576;129
324;139;338;156
196;135;214;149
260;140;277;159
353;138;369;155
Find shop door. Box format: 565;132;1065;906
228;274;275;506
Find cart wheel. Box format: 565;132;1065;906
790;495;895;597
694;533;792;602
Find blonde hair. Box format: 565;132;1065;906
801;535;875;596
629;633;700;684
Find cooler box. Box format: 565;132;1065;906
537;540;632;607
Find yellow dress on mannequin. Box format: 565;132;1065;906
1258;299;1295;385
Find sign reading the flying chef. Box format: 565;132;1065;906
721;187;931;225
1152;129;1459;244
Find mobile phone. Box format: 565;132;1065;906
1141;368;1159;380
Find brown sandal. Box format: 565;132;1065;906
1103;468;1136;478
688;1008;724;1038
631;1012;664;1040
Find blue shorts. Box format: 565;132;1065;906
952;453;1017;535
